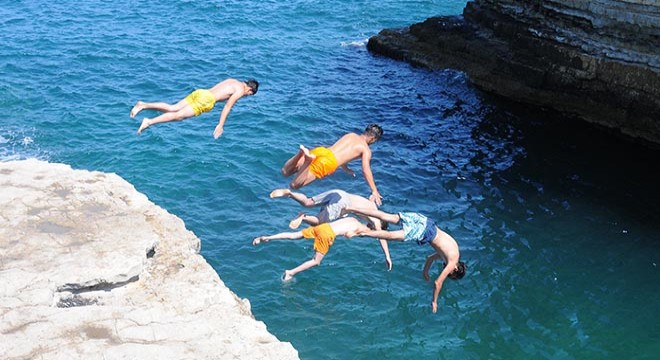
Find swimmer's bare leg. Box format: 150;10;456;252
301;215;320;226
282;147;306;177
130;101;145;118
132;99;188;118
137;118;152;135
289;212;305;229
270;188;292;198
136;107;195;135
283;252;324;280
299;145;316;160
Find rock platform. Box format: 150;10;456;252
0;159;298;360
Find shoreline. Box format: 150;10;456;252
0;159;298;359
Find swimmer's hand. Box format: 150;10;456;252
252;236;269;246
213;125;224;139
431;301;438;314
385;256;392;271
341;164;356;177
423;269;431;281
369;191;383;206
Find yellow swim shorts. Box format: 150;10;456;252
302;223;336;255
308;147;338;179
184;89;216;116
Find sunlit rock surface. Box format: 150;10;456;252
0;159;298;360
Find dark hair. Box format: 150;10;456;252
380;220;389;231
245;79;259;94
364;123;383;141
366;219;388;231
447;261;467;280
365;218;389;231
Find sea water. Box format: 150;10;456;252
2;1;659;358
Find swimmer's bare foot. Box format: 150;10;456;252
270;188;291;198
130;101;145;118
282;270;294;281
299;145;316;160
289;213;305;229
137;118;151;135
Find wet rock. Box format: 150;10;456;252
368;0;660;145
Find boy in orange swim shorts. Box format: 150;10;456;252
308;147;338;179
130;78;258;138
252;217;370;281
280;124;385;205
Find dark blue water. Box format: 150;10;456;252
2;1;659;358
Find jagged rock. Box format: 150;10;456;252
367;0;660;145
0;159;298;360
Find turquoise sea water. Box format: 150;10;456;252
2;1;659;358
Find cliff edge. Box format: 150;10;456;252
0;159;298;359
368;0;660;145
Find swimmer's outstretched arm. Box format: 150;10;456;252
347;229;405;241
378;239;392;271
423;253;442;281
360;149;382;206
253;231;303;245
431;259;458;314
214;93;243;139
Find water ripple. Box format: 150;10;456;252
3;0;660;359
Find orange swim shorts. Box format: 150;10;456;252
308;147;338;179
302;223;336;255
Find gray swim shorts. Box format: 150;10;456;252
311;189;352;223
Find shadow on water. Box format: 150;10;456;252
467;96;660;233
428;89;660;357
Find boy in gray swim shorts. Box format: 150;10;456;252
269;188;393;270
344;206;467;314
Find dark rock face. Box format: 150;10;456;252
368;0;660;145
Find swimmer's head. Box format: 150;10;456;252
380;220;389;230
447;261;467;280
245;79;259;95
366;219;389;231
364;124;383;143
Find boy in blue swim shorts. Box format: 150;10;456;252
345;206;467;314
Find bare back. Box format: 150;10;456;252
328;217;366;237
430;228;461;264
328;133;370;166
208;79;245;102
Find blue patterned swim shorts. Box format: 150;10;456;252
398;212;438;245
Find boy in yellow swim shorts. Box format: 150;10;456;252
280;124;385;205
252;217;370;281
131;78;258;138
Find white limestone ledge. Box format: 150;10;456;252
0;159;298;360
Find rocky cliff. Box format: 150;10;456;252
0;159;298;359
368;0;660;144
